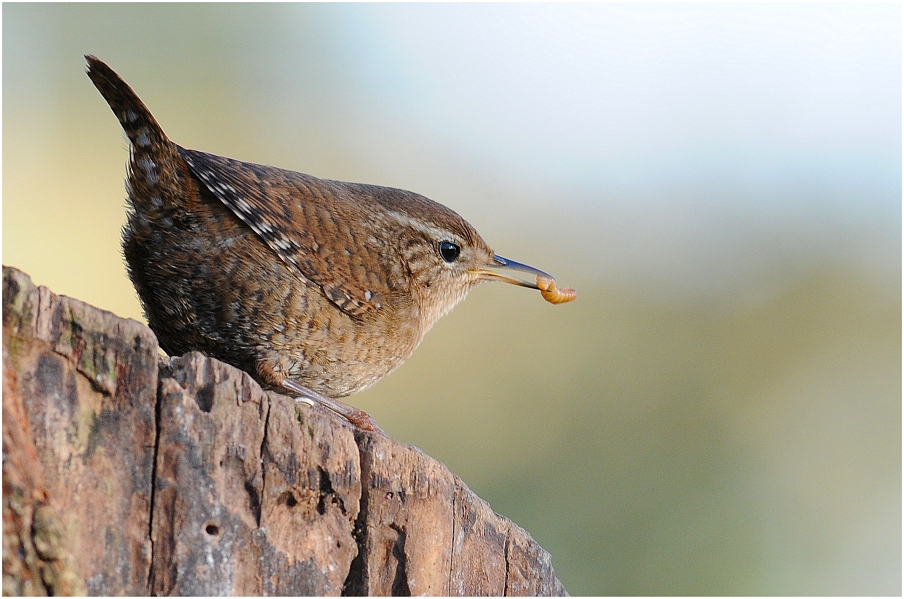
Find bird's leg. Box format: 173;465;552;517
279;378;383;433
255;360;383;432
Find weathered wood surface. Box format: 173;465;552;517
2;266;566;596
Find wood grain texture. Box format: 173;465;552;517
3;265;156;595
2;265;567;596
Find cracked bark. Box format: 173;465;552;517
2;266;567;596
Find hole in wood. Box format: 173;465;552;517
205;523;220;536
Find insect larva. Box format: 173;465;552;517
536;275;577;304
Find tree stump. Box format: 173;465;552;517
2;266;567;596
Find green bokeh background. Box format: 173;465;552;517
3;4;900;595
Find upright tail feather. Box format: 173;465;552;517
86;55;183;212
86;55;169;152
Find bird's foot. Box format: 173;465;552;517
280;378;384;434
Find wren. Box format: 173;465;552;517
86;56;576;432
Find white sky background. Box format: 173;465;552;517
349;4;898;191
350;4;899;191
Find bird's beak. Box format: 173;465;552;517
469;254;553;289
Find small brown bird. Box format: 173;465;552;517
86;56;575;432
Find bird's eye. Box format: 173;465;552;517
438;240;461;263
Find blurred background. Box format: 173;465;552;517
3;4;900;595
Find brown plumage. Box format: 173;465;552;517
86;55;575;431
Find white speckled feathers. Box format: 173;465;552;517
177;147;404;319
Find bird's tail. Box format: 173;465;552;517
86;55;184;212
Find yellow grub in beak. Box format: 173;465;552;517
470;255;577;304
